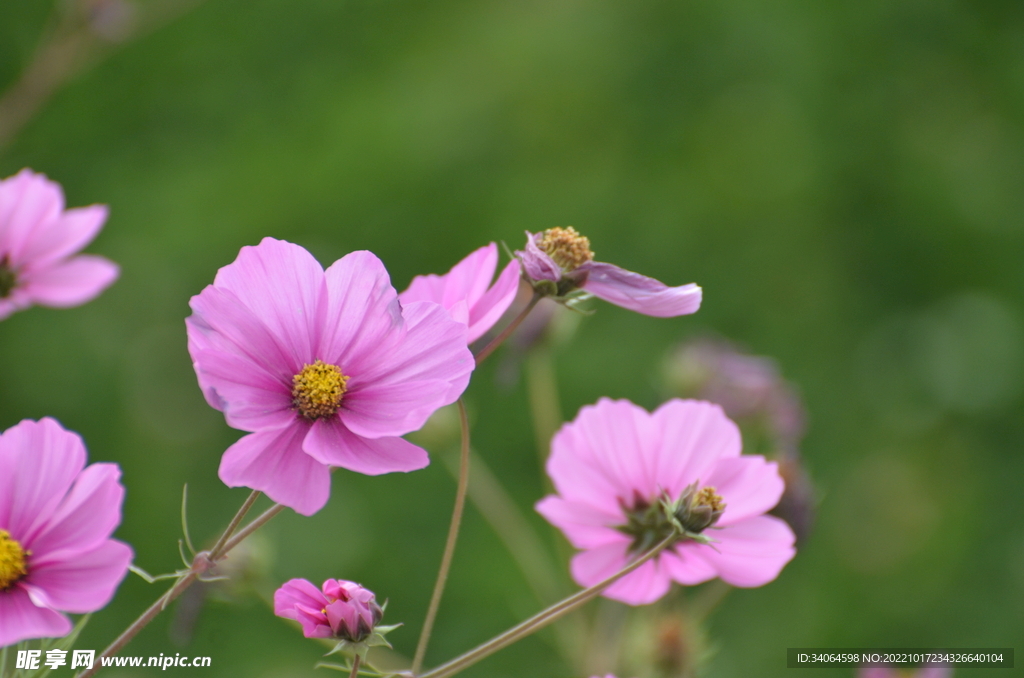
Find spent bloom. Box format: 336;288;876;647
400;242;521;343
0;169;119;320
187;238;473;516
516;227;701;317
536;398;796;605
0;418;133;645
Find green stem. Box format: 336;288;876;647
76;498;286;678
348;655;361;678
473;292;542;366
411;400;471;674
417;534;676;678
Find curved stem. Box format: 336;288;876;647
417;534;676;678
412;400;471;674
77;498;286;678
473;292;542;367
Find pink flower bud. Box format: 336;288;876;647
274;578;383;642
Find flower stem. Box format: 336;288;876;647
417;534;676;678
473;291;542;366
348;655;361;678
76;496;286;678
412;399;471;674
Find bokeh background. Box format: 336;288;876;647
1;0;1023;676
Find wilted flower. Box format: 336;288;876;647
0;169;119;320
516;227;701;317
537;398;796;605
0;418;133;645
400;242;521;343
187;238;474;515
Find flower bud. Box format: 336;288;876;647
274;578;384;643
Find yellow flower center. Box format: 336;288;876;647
537;227;594;272
292;360;349;420
694;486;725;513
0;529;29;590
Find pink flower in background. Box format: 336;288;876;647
274;578;383;641
516;227;701;317
400;242;521;343
0;169;119;320
187;238;474;516
0;418;133;645
859;667;953;678
536;398;795;605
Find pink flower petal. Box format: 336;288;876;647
0;418;85;543
27;463;124;560
20;255;119;308
0;170;64;266
274;578;328;619
534;496;624;549
467;258;521;342
340;379;459;439
648;400;741;498
601;559;672;606
18;205;109;271
400;243;496;312
188;286;300;380
188;348;294;432
303;418;429;475
516;231;562;282
0;586;71;646
211;238;327;363
704;456;785;527
349;300;473;403
579;262;702;317
320;250;403;369
660;547;718;586
692;515;796;587
22;539;133;613
218;425;330;516
570;539;671;605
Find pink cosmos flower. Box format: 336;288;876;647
0;418;133;645
274;578;383;641
187;238;474;516
516;227;701;317
400;242;521;343
0;169;119;320
536;398;796;605
859;667;953;678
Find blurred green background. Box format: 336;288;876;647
1;0;1023;676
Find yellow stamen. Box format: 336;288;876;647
695;486;725;512
292;360;349;420
537;227;595;272
0;529;28;590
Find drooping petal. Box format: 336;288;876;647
693;515;796;587
22;539;133;613
703;456;785;527
210;238;327;363
0;418;86;544
467;258;521;342
648;400;741;498
320;250;403;369
27;463;124;560
535;495;624;550
516;231;562;282
0;586;71;646
20;255;119;307
579;262;701;317
303;418;429;476
218;425;330;516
